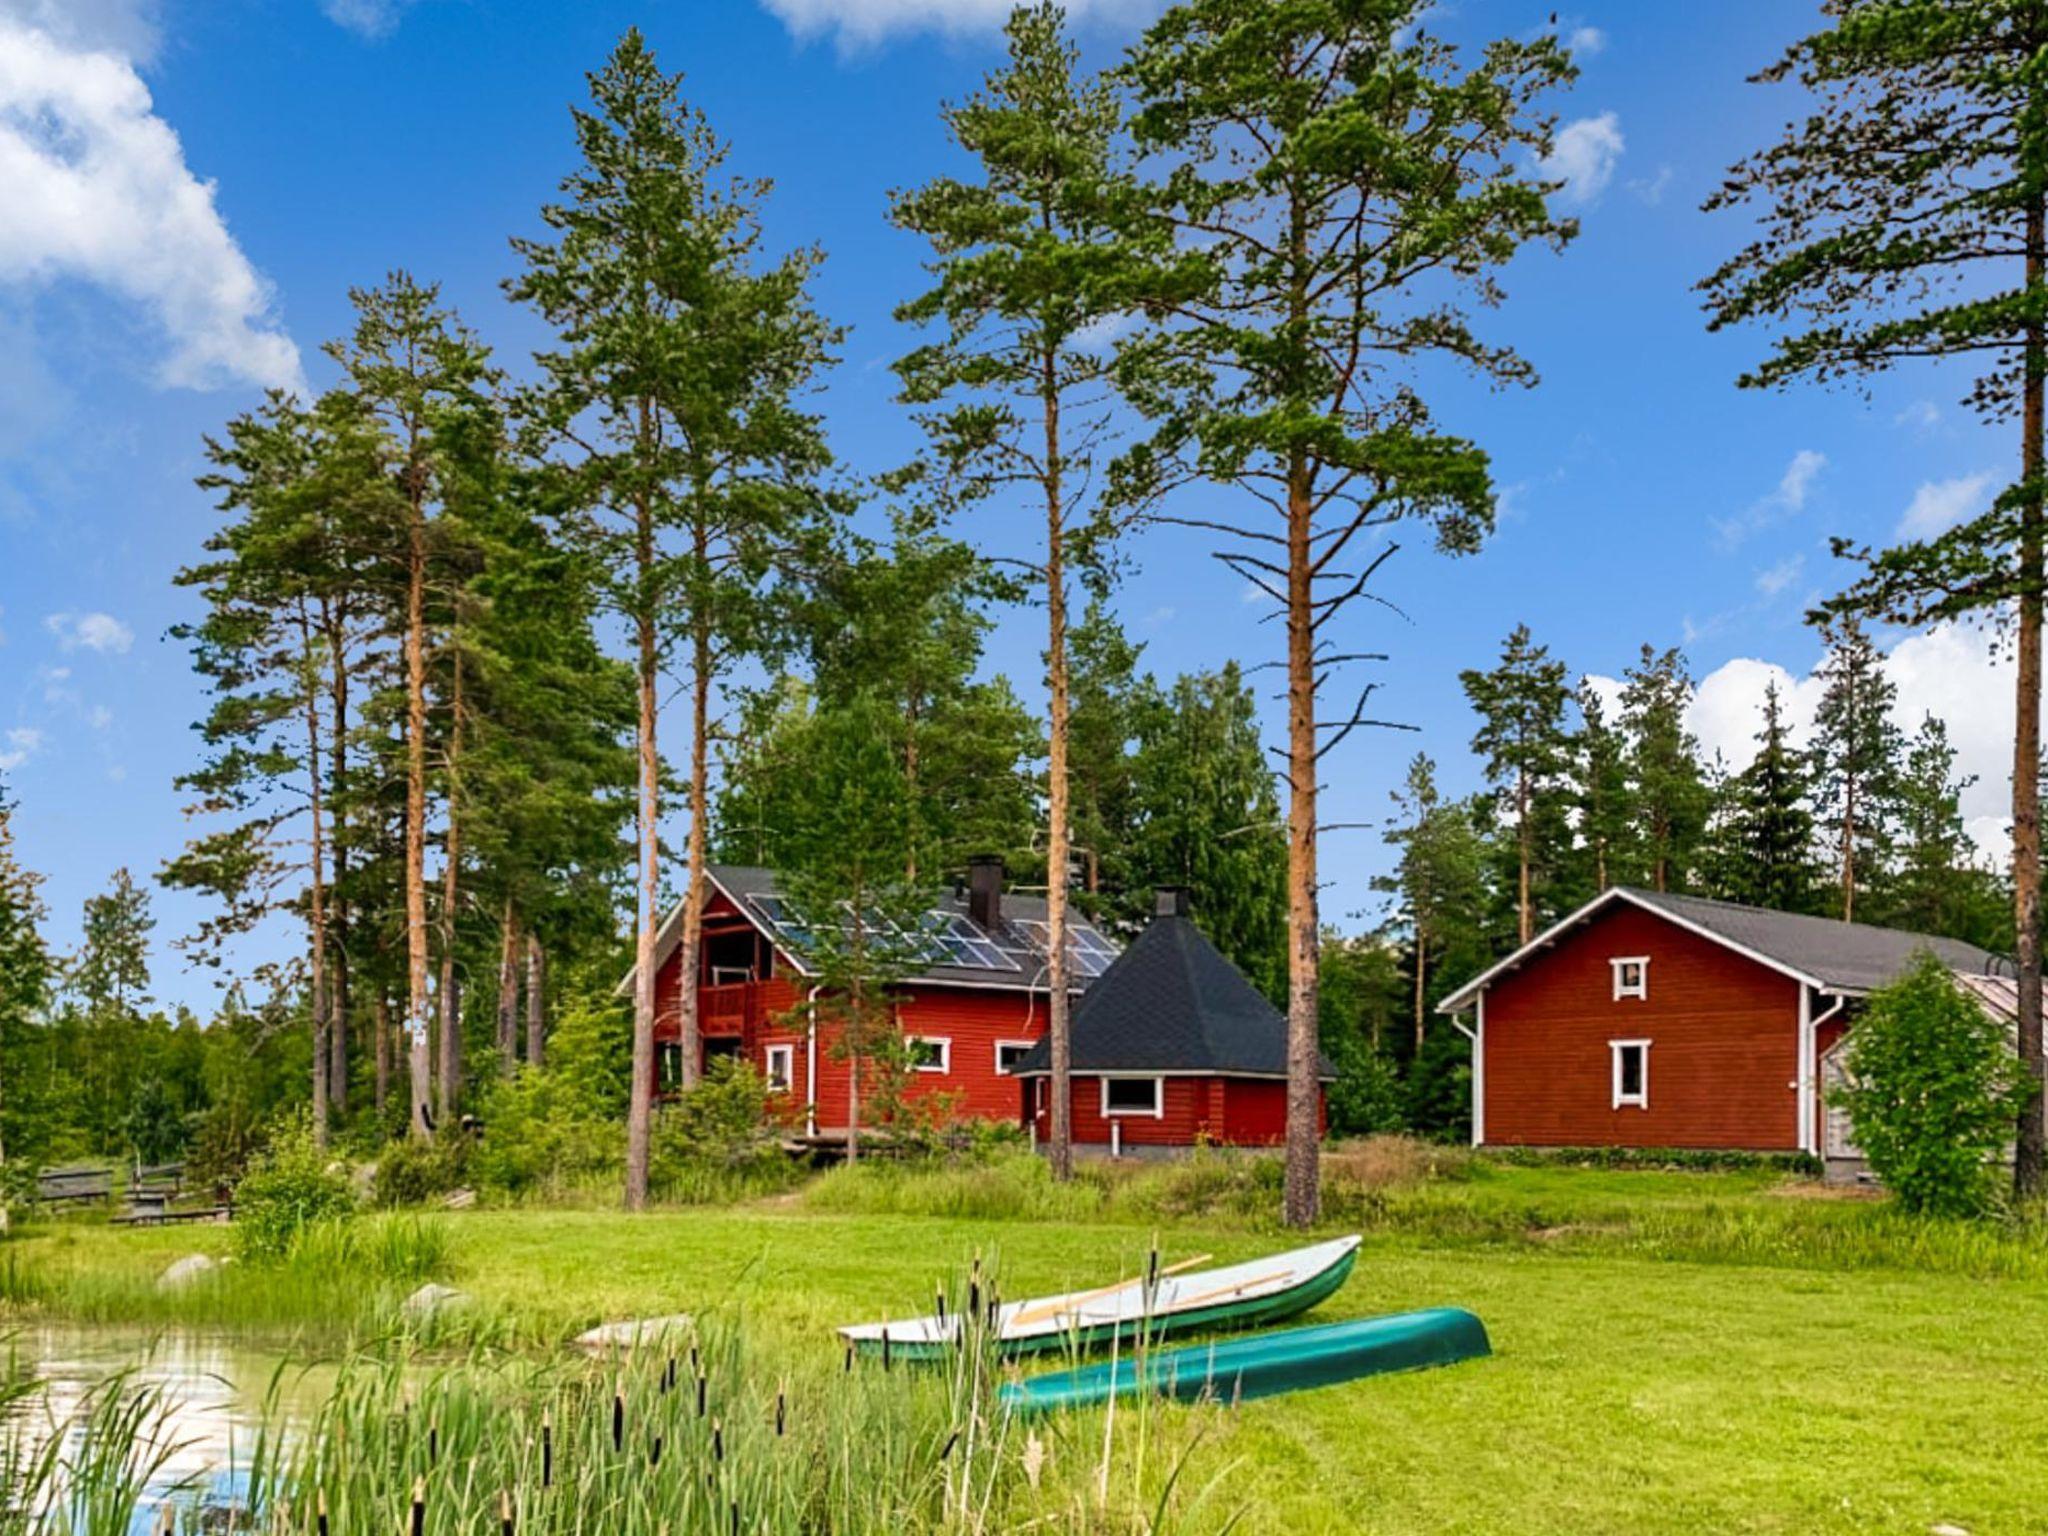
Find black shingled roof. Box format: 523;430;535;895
1010;912;1334;1079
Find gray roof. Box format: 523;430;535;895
618;863;1120;996
1440;885;2009;1010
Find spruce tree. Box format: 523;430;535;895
1375;754;1486;1055
1123;0;1575;1225
1808;618;1902;922
1567;679;1637;899
1701;0;2048;1191
1461;625;1571;943
1888;714;1990;940
1619;646;1712;893
1714;681;1820;912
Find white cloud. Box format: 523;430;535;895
1540;112;1624;206
1687;624;2014;862
1627;164;1673;206
759;0;1163;49
1566;25;1606;55
320;0;415;39
1142;605;1175;629
1753;553;1803;597
0;12;302;392
45;611;134;654
0;726;43;770
1714;448;1825;547
1894;398;1941;433
88;703;112;730
1898;471;1996;541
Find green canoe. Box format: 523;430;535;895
998;1306;1490;1416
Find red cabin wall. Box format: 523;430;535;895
1027;1075;1321;1148
1479;901;1802;1151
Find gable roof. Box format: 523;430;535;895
1438;886;2008;1012
1010;912;1333;1080
616;864;1121;998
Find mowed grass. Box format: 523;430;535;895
6;1157;2048;1534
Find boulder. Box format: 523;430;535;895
158;1253;220;1291
401;1282;470;1320
442;1188;476;1211
574;1314;695;1353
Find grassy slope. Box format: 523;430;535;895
8;1162;2048;1534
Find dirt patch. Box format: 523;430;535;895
1764;1177;1884;1202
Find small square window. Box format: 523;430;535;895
1611;1040;1650;1109
995;1040;1035;1075
764;1044;794;1093
1611;956;1649;1001
1101;1077;1163;1117
907;1036;950;1074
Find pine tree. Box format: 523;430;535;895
1887;714;1991;940
1375;754;1486;1055
511;30;837;1207
1808;619;1901;922
1123;0;1574;1226
72;868;153;1017
1461;625;1571;943
1711;681;1819;912
0;775;51;1166
1567;680;1636;899
1701;0;2048;1191
1619;646;1711;893
1066;598;1144;902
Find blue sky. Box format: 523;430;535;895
0;0;2020;1010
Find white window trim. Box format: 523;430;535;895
994;1039;1035;1075
764;1043;794;1093
908;1035;951;1074
1100;1075;1165;1119
1610;1038;1651;1109
1610;956;1650;1001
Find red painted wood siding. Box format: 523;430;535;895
1480;902;1802;1151
1027;1076;1316;1147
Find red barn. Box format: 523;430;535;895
1437;886;2003;1172
1010;888;1332;1157
622;858;1123;1137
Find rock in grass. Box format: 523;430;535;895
402;1282;470;1319
574;1314;694;1352
442;1188;476;1210
158;1254;219;1291
1930;1525;1971;1536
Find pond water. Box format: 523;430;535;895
3;1327;334;1529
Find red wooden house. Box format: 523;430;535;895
621;858;1123;1136
1436;887;2004;1172
1010;888;1333;1157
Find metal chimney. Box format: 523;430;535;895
1154;886;1191;919
967;855;1005;932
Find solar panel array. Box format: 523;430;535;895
747;894;1117;979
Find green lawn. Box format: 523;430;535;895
8;1159;2048;1534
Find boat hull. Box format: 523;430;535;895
849;1240;1360;1360
998;1307;1491;1416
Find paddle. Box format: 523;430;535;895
1008;1253;1215;1329
1161;1267;1293;1312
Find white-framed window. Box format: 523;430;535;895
764;1043;794;1093
995;1040;1035;1075
1610;956;1650;1001
907;1036;951;1074
1100;1076;1164;1118
1610;1039;1650;1109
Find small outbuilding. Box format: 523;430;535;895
1011;888;1331;1157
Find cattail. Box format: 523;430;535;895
729;1500;740;1536
843;1343;854;1374
650;1434;664;1468
612;1392;625;1451
969;1256;981;1318
316;1489;329;1536
661;1355;674;1394
429;1416;440;1466
881;1328;892;1373
939;1429;960;1462
712;1416;725;1463
498;1490;514;1536
935;1287;946;1327
542;1411;553;1488
409;1478;426;1536
774;1388;786;1437
1146;1245;1159;1290
695;1372;708;1418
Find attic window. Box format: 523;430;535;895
1611;1039;1650;1109
1610;956;1649;1001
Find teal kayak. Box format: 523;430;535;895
998;1307;1490;1416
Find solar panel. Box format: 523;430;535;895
1010;918;1120;978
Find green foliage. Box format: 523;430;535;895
1405;1025;1473;1144
232;1112;356;1262
1462;625;1572;940
1834;954;2027;1218
1807;618;1901;917
1702;679;1819;913
468;1067;619;1200
1619;646;1711;892
649;1059;797;1203
370;1133;471;1209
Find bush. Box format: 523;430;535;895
370;1134;471;1209
1327;1043;1407;1136
234;1113;355;1263
650;1059;802;1203
1833;953;2027;1218
468;1067;619;1200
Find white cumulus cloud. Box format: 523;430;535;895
46;610;134;654
321;0;416;39
759;0;1163;49
1714;448;1826;547
1540;112;1624;206
1566;25;1606;55
0;9;302;392
1898;471;1996;541
0;726;43;770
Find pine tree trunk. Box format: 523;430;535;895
526;934;546;1067
625;483;659;1210
374;991;391;1124
497;900;519;1075
1841;755;1858;922
403;473;434;1139
1412;920;1428;1055
2014;190;2046;1200
674;610;713;1095
326;601;351;1117
1043;351;1074;1184
1282;444;1321;1229
300;625;331;1149
1516;768;1533;944
436;647;465;1121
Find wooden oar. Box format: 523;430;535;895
1008;1254;1214;1329
1162;1267;1292;1312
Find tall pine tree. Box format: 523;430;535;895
1808;619;1901;922
1461;625;1571;943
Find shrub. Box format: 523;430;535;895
1833;953;2028;1218
234;1112;354;1262
468;1067;619;1199
650;1059;802;1203
370;1133;471;1208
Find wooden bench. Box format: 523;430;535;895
34;1166;113;1207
